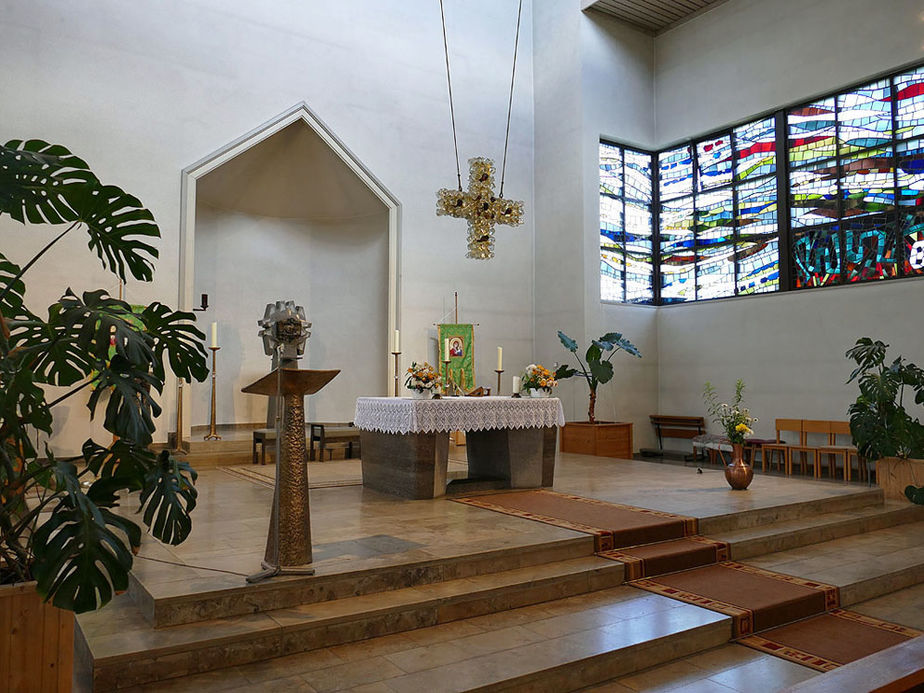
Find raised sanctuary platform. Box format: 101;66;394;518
74;453;924;691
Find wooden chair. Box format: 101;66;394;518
788;419;830;476
817;421;861;481
761;419;803;474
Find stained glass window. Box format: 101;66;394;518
599;142;653;304
793;226;841;288
697;137;733;190
660;195;695;303
789;98;836;167
659;146;693;200
895;66;924;140
734;118;776;181
837;80;892;153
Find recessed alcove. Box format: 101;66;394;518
179;105;399;430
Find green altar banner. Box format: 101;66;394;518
438;323;475;392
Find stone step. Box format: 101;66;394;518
743;519;924;606
715;500;924;560
696;486;883;534
92;586;733;693
77;555;625;690
132;535;593;627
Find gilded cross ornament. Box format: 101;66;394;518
436;157;524;259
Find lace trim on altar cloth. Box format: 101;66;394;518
353;396;566;435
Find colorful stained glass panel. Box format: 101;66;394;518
902;214;924;275
840;147;895;218
600;250;624;303
736;177;778;237
789;98;836;168
895;66;924;140
736;237;780;295
734;117;776;181
625;149;652;203
792;226;841;287
790;160;839;226
660;195;695;302
625;200;653;303
697;136;733;190
659;146;693;200
844;215;897;282
599;142;623;197
837;80;892;153
897;139;924;209
695;189;735;299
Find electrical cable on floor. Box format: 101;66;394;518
134;553;250;578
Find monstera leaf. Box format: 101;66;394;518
30;460;141;613
140;452;197;546
87;355;162;445
82;438;155;487
58;290;154;364
0;139;94;225
65;182;160;282
0;252;27;318
140;303;208;382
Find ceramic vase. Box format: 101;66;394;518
529;388;550;398
410;389;431;400
725;443;753;490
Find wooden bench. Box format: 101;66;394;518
309;422;360;461
641;415;705;461
252;422;361;465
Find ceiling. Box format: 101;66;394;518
583;0;729;34
197;121;387;221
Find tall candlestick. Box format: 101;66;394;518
204;346;221;440
391;349;401;397
495;369;503;395
393;329;400;353
496;346;503;371
210;321;218;348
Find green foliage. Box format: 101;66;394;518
703;380;758;445
555;330;641;423
845;338;924;463
0;138;208;612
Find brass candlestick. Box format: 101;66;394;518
495;369;503;395
442;358;455;395
205;346;222;440
392;351;401;397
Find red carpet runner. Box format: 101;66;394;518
455;489;920;670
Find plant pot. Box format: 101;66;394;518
560;421;633;459
408;389;432;400
528;388;550;398
0;582;73;692
876;457;924;502
724;443;753;490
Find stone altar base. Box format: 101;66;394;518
360;426;558;499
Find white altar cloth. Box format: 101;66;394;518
354;396;565;435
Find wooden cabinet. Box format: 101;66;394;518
560;422;633;459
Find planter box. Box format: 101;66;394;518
876;457;924;502
0;582;73;692
560;421;633;459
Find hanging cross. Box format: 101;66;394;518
437;157;524;260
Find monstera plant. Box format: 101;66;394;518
846;337;924;504
555;330;641;424
0;139;209;612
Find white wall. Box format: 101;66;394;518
193;206;389;427
652;0;924;442
0;0;536;454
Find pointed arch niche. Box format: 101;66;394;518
178;104;399;433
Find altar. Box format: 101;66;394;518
354;396;565;499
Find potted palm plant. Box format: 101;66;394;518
0;139;209;691
846;338;924;503
554;330;641;458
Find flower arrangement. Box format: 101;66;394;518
703;380;758;445
522;363;557;393
405;361;441;392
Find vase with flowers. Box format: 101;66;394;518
703;379;759;490
405;361;441;399
521;363;557;397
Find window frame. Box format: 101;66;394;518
599;57;924;306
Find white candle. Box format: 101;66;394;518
497;346;503;371
394;329;400;352
444;338;450;361
210;321;218;348
512;376;521;394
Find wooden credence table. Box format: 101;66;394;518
353;396;566;499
